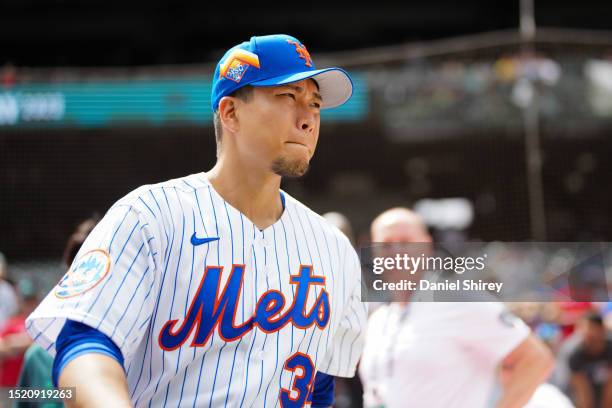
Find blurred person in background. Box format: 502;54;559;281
60;216;99;268
0;252;19;330
600;302;612;332
509;302;583;404
323;211;363;408
359;207;555;408
0;279;37;387
15;216;99;408
559;303;595;339
568;312;612;408
323;211;355;247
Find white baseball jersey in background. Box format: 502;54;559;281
27;172;367;407
359;302;529;408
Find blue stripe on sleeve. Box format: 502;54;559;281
310;372;335;407
52;320;124;387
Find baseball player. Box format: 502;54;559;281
359;208;554;408
26;34;367;407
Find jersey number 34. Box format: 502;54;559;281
280;352;315;408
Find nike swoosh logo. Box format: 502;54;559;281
190;233;220;246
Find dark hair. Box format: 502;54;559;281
62;215;101;266
585;312;604;327
213;86;254;156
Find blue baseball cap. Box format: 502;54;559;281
211;34;353;112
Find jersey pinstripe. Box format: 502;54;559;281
27;172;367;407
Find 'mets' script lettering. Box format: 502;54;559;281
158;265;330;350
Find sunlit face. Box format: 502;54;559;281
233;78;321;178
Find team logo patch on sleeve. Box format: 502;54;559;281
55;249;111;299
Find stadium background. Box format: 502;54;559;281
1;1;612;406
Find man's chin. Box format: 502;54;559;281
271;157;310;178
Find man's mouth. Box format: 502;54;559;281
285;141;309;149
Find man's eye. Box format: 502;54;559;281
282;93;296;99
312;102;321;109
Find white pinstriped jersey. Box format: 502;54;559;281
27;172;367;407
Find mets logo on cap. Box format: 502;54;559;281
219;49;260;83
287;39;312;67
55;249;111;298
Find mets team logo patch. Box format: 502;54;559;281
219;49;260;83
55;249;111;299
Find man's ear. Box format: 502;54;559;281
218;97;240;134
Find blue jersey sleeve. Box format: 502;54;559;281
52;320;124;387
308;371;335;407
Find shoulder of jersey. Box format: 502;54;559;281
283;194;363;281
110;172;209;210
282;190;354;248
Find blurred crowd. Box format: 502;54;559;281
0;253;38;389
509;302;612;408
0;216;98;407
372;53;612;136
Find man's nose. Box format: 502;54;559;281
297;109;316;132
